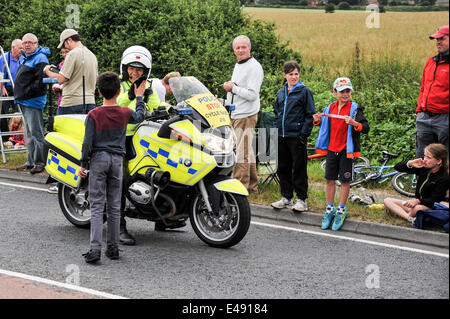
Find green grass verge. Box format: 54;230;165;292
0;151;28;169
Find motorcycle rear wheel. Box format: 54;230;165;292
190;192;251;248
58;183;92;229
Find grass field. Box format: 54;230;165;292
244;7;449;73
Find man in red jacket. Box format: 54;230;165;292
415;25;449;158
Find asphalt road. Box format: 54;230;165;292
0;180;448;299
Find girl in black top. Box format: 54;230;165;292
384;143;449;224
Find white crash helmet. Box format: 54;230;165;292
120;45;152;81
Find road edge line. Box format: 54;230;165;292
0;268;128;299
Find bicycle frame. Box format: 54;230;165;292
361;164;398;183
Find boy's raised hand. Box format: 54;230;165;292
134;79;146;98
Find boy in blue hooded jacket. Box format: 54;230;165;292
271;61;315;212
313;77;369;231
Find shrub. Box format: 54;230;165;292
0;0;300;112
325;3;335;13
338;2;351;10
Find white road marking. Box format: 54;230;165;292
0;269;127;299
0;181;47;192
251;221;449;258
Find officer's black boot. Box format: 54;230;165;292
120;215;136;246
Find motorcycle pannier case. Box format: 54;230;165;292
44;115;86;189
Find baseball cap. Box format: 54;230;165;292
429;25;449;39
333;77;353;92
57;29;78;49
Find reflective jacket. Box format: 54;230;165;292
117;80;160;135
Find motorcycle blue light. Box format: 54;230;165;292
177;108;193;115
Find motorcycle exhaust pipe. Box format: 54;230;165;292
145;168;170;190
69;192;89;209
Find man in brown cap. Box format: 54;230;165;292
415;25;449;158
44;29;98;115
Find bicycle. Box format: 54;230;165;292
349;151;416;197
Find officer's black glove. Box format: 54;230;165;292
128;76;147;101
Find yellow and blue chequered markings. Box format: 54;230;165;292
47;154;79;181
139;139;198;175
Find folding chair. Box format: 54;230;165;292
254;112;279;191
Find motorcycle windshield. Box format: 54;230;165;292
169;76;231;128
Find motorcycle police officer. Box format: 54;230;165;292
117;46;185;245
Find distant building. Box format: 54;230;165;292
309;0;321;6
435;0;449;6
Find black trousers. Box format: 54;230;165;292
0;86;19;133
276;136;308;201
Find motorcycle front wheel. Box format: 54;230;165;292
58;183;91;228
190;191;251;248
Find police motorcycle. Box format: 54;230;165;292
43;76;251;248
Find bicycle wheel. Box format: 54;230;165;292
350;165;375;187
320;156;370;171
392;172;416;197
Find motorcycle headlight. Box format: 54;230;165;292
203;132;234;154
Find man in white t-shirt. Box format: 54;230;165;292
150;71;181;102
223;35;264;193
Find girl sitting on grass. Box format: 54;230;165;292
384;143;449;225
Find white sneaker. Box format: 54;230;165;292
293;199;308;212
47;185;59;194
271;197;293;209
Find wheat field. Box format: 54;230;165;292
244;7;449;71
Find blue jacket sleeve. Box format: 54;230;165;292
128;96;146;124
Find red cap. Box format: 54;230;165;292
429;25;449;39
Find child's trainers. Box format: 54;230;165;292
105;246;120;260
321;207;336;230
331;208;348;231
271;197;293;209
82;249;101;264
